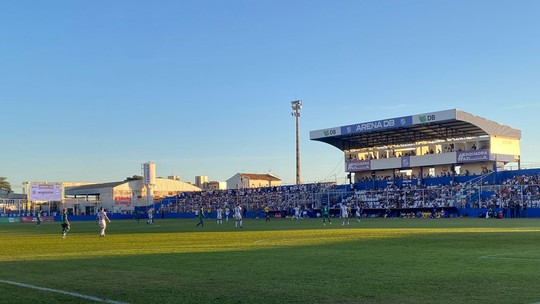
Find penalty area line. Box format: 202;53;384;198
0;279;128;304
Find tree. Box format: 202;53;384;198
125;175;143;181
0;177;12;192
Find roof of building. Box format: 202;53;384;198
0;189;26;199
65;181;127;195
239;173;281;181
65;178;202;196
310;109;521;151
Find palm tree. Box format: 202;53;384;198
0;177;12;192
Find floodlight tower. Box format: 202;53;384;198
291;100;302;185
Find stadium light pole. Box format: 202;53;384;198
291;100;302;185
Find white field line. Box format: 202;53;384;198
480;256;540;262
0;280;128;304
480;251;540;304
479;250;540;262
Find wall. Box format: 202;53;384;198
490;136;520;156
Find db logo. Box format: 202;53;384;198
419;115;436;123
323;129;337;136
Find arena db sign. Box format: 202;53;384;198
341;116;412;135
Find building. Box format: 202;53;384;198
195;176;208;189
310;109;521;183
206;181;227;190
226;173;282;189
64;177;201;214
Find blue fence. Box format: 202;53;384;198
458;208;540;218
54;207;540;222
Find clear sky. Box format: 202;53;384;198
2;0;540;192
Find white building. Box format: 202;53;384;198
206;181;227;190
226;173;282;190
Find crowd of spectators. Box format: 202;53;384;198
475;174;540;211
356;169;494;183
349;142;490;162
3;173;540;218
349;173;540;212
344;183;460;210
159;183;337;215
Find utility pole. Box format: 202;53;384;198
291;100;302;185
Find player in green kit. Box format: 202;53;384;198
36;210;42;226
61;208;70;238
264;205;270;222
322;203;331;226
196;206;205;228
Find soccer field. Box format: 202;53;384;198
1;217;540;304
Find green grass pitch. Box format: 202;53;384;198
1;217;540;304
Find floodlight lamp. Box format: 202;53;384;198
291;100;302;110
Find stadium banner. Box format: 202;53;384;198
346;160;371;172
401;156;411;168
114;196;132;205
340;116;412;135
309;127;341;139
29;182;63;202
412;109;456;125
456;149;489;163
0;217;20;223
20;216;54;223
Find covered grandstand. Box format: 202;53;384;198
310;109;521;186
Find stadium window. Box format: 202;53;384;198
399;169;412;177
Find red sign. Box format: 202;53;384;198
114;197;131;205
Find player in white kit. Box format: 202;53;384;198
355;204;362;222
234;204;243;228
96;207;111;237
216;206;223;225
225;207;230;221
147;207;154;224
341;204;349;226
294;206;300;220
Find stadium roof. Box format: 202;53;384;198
65;181;127;196
310;109;521;151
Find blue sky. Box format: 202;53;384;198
2;1;539;192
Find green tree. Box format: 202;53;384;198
0;177;11;192
125;175;143;181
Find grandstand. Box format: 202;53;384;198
310;108;521;187
306;109;540;217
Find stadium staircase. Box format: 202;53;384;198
460;172;495;208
